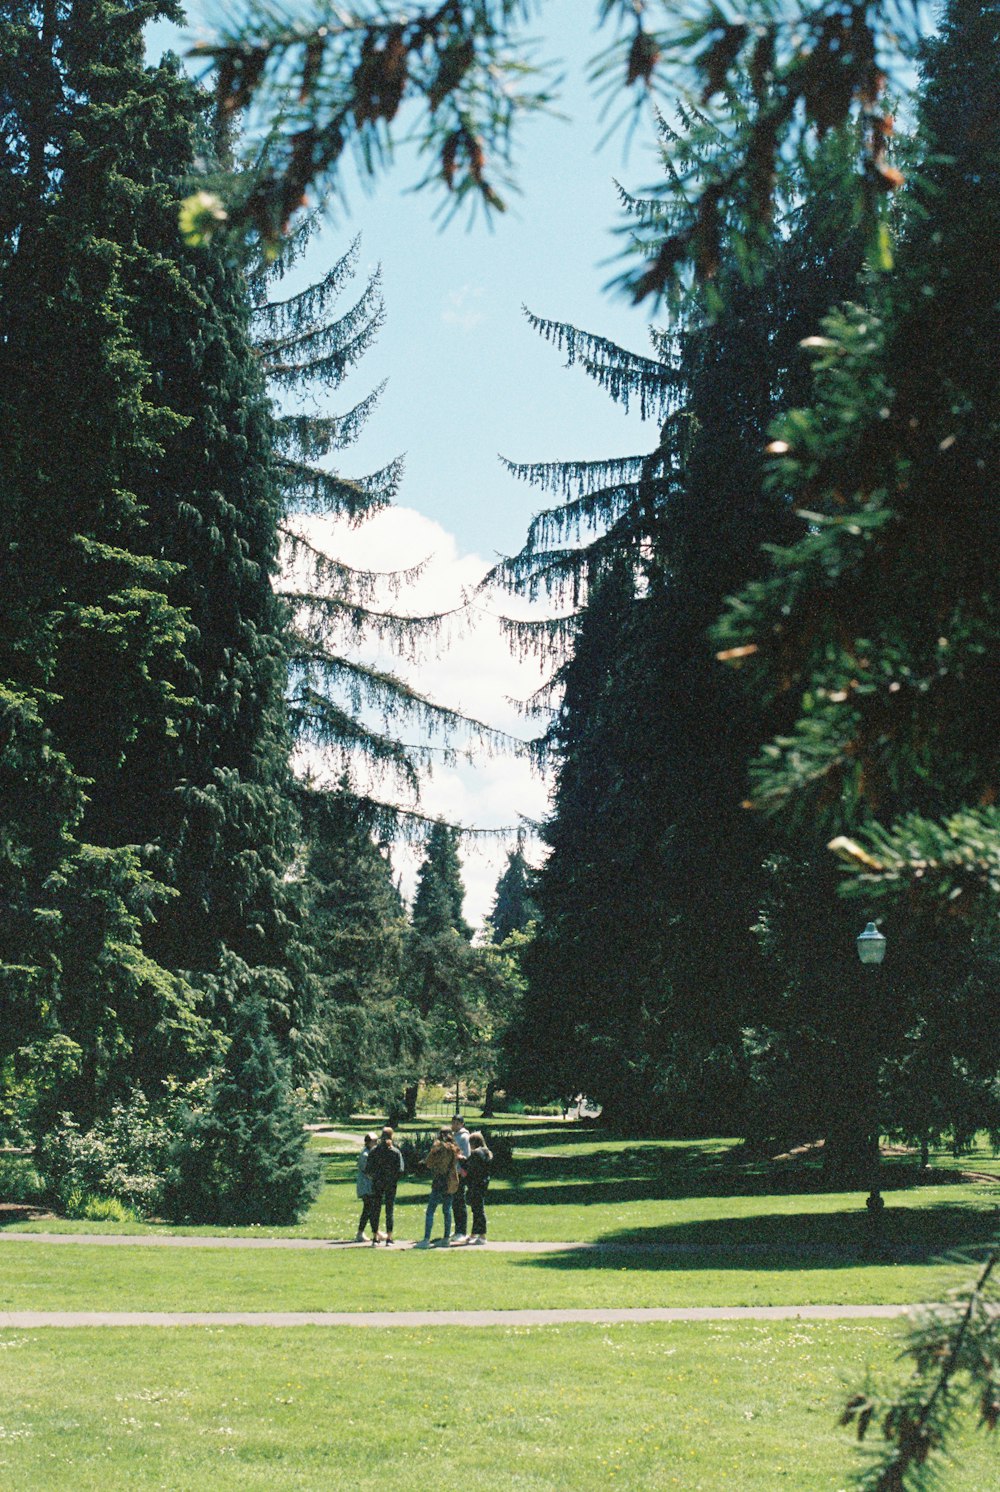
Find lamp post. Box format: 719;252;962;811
856;922;886;1233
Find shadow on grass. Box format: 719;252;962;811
504;1199;1000;1271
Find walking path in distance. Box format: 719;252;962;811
0;1231;905;1258
0;1304;911;1329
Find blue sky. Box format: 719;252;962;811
151;4;667;918
160;2;663;556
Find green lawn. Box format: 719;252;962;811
6;1127;1000;1259
2;1126;999;1487
0;1321;995;1491
0;1238;983;1313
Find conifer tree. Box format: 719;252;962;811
714;0;1000;1175
163;980;320;1226
488;838;537;944
412;822;473;942
300;781;422;1115
255;232;497;801
0;1;314;1171
496;122;864;1128
0;0;214;1123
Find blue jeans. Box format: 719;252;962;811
424;1180;453;1241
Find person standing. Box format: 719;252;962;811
416;1128;459;1246
464;1131;493;1244
450;1114;471;1242
366;1126;404;1246
355;1133;378;1242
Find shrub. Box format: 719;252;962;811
399;1128;514;1178
0;1153;47;1205
37;1093;174;1215
63;1191;141;1224
162;991;320;1226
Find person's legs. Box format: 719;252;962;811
452;1180;467;1237
441;1194;453;1241
383;1184;396;1239
357;1195;375;1239
370;1189;384;1242
423;1192;439;1241
469;1188;487;1238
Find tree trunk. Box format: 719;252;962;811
403;1083;418;1122
481;1079;497;1119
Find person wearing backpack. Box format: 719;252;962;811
366;1126;404;1246
464;1131;493;1244
354;1133;379;1243
415;1128;460;1247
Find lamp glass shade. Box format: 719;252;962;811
856;922;887;964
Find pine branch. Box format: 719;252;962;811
259;276;385;382
276;453;404;519
830;810;1000;923
842;1248;1000;1490
273;383;387;458
523;307;681;417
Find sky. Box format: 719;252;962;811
152;3;666;921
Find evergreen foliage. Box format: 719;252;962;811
0;2;313;1205
300;782;421;1116
716;0;1000;909
707;0;1000;1181
498;121;865;1130
190;2;918;295
412;822;473;943
255;226;516;809
487;839;537;944
163;980;321;1226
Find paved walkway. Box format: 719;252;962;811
0;1304;911;1329
0;1231;909;1257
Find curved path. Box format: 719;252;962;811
0;1304;910;1328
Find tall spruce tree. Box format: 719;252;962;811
0;2;315;1199
487;838;537;944
714;0;1000;1172
0;0;212;1124
496;122;864;1129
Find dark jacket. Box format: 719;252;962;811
367;1140;404;1190
465;1144;492;1192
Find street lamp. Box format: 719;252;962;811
856;921;887;966
856;921;886;1232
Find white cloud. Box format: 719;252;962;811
441;285;486;334
287;507;562;925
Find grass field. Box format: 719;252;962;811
0;1322;996;1491
2;1122;998;1489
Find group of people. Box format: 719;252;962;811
354;1115;493;1247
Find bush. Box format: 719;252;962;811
0;1153;47;1205
162;991;320;1227
37;1093;175;1215
63;1192;141;1224
398;1129;515;1178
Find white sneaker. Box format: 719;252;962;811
354;1231;366;1243
452;1233;468;1244
414;1239;431;1249
471;1235;486;1245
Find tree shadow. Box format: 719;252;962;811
506;1199;1000;1272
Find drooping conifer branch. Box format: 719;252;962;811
274;384;387;458
276;453;404;518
